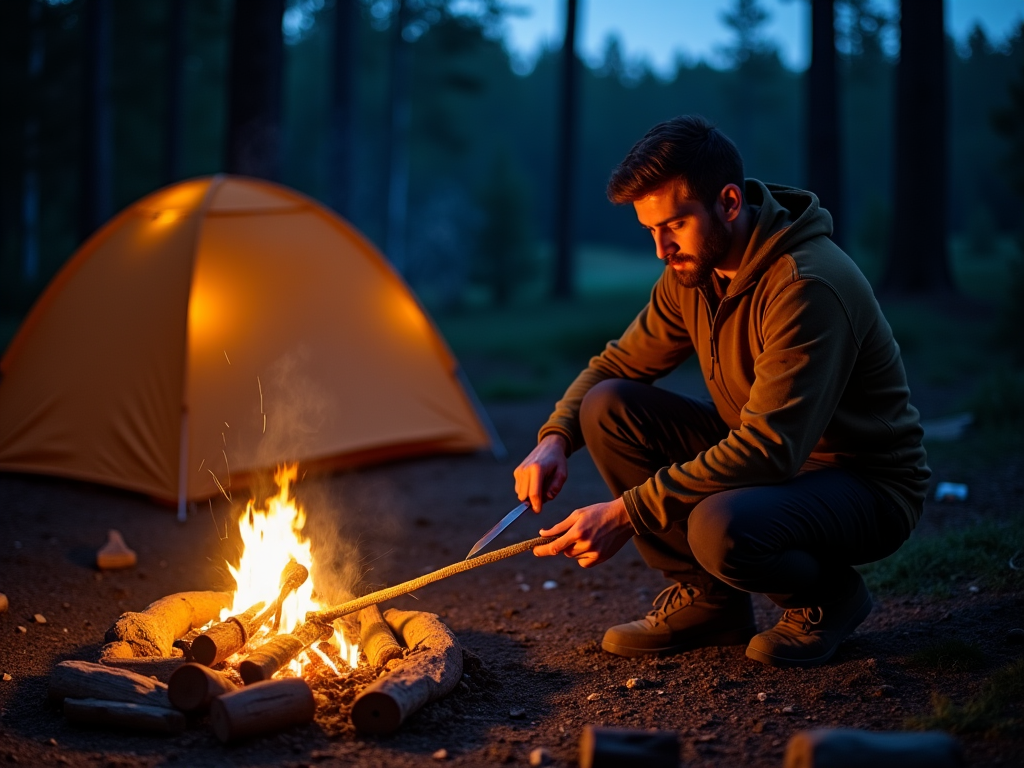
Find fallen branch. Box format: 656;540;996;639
237;621;333;684
209;678;315;743
167;663;237;714
63;697;185;735
358;604;403;670
307;537;553;625
105;591;232;657
350;610;462;735
49;660;170;708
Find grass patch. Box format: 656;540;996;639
908;639;987;672
908;659;1024;735
859;518;1024;596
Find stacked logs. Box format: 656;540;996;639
52;559;465;742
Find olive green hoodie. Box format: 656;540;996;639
539;180;931;534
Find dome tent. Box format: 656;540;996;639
0;176;500;517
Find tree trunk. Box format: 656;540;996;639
162;0;186;185
807;0;842;246
330;0;358;217
79;0;114;243
384;0;413;272
224;0;284;179
879;0;953;295
552;0;579;299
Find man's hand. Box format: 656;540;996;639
533;497;635;568
514;434;569;512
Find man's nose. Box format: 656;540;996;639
654;232;676;261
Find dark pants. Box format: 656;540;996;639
580;379;910;609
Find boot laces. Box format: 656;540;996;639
780;606;824;633
647;583;699;627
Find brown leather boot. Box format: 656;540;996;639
601;583;756;658
745;575;873;667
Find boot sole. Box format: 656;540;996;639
601;624;757;658
744;591;873;668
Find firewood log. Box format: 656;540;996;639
190;601;265;667
168;663;237;714
350;609;462;735
208;678;315;743
63;697;185;735
783;729;964;768
98;656;188;684
579;726;679;768
358;604;403;670
49;660;170;708
237;621;333;684
105;591;232;658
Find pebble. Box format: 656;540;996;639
875;684;896;697
625;677;643;689
542;580;558;590
529;747;553;766
586;693;602;701
16;626;27;634
782;705;795;714
519;584;531;592
509;707;526;719
0;594;7;614
33;614;46;625
2;674;11;682
46;739;56;747
432;748;448;760
757;692;768;702
61;603;70;610
968;585;980;593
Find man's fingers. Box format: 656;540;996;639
539;513;576;538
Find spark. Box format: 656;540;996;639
224;350;231;365
258;376;264;413
197;458;205;474
208;470;232;502
223;450;231;487
263;414;267;434
224;422;230;429
222;432;226;447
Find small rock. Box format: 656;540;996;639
1006;628;1024;645
46;739;56;747
33;614;46;625
2;674;11;682
529;747;553;766
16;626;26;634
0;594;7;614
61;603;70;610
968;585;980;594
586;692;602;701
432;748;448;761
757;691;768;702
519;583;531;592
752;720;765;733
509;707;526;719
542;581;558;590
781;705;796;714
656;690;665;695
875;684;896;697
625;677;645;689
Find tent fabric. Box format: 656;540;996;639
0;176;495;505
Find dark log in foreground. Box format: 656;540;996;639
192;559;309;667
579;726;679;768
105;591;232;657
63;697;186;735
358;604;403;669
350;610;462;735
49;660;171;708
238;621;332;684
209;678;315;743
168;663;237;714
98;655;187;684
783;729;964;768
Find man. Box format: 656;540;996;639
514;115;930;667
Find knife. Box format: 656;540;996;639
465;501;532;560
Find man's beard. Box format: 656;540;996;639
665;212;732;289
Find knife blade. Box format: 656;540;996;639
465;501;531;560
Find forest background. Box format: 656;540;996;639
1;0;1023;402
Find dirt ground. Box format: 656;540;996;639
1;396;1022;767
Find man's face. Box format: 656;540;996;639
633;181;732;288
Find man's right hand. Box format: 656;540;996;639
514;434;569;513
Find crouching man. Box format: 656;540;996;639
515;115;930;667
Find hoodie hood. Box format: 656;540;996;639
728;180;834;296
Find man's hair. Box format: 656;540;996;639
606;115;745;208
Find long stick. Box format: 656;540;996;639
306;536;553;625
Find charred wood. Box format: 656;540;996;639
237;621;332;684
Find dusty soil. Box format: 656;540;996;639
1;397;1022;767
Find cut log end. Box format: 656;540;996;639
168;663;237;713
208;678;315;743
349;690;403;735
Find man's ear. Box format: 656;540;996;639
718;184;744;222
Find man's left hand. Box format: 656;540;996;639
534;498;635;568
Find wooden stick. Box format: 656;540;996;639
49;660;171;708
97;656;188;684
208;678;315;743
237;621;333;684
167;663;238;714
63;697;185;735
358;604;403;670
307;537;553;625
350;610;462;735
192;560;309;667
104;591;232;658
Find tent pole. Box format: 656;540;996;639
176;410;189;522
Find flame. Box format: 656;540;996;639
224;464;357;675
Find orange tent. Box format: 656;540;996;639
0;176;499;515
